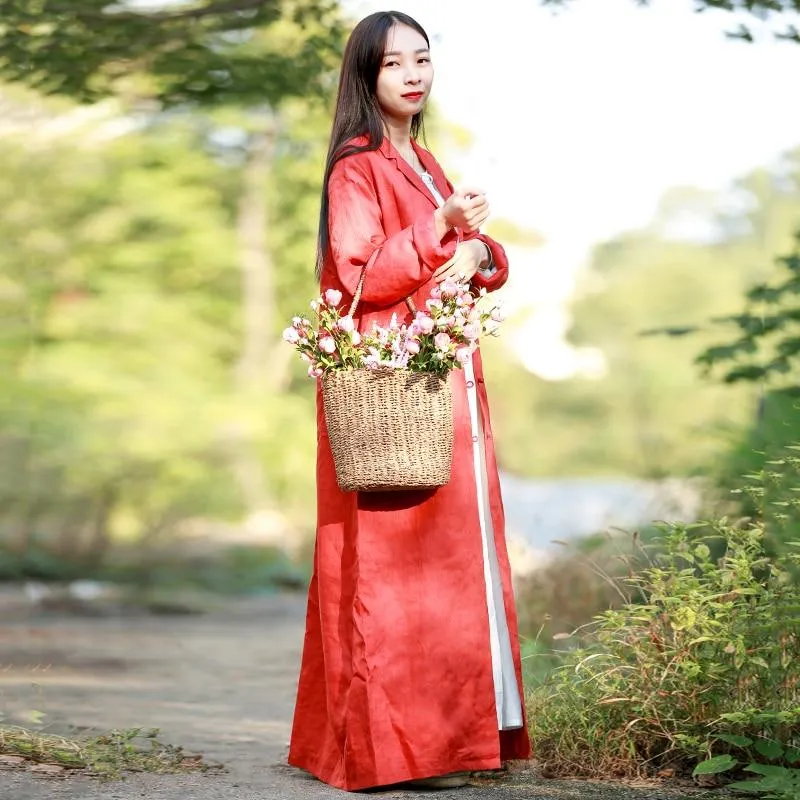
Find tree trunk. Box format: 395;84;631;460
236;127;276;391
230;125;277;512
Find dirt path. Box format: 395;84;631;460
0;591;722;800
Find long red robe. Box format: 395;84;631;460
288;136;532;791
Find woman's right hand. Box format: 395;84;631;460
437;187;490;234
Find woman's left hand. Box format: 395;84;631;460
433;240;490;284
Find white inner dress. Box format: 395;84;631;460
422;170;523;731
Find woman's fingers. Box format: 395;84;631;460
433;251;461;278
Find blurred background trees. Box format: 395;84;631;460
1;0;799;593
0;0;346;581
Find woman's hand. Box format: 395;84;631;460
434;240;491;284
435;187;490;235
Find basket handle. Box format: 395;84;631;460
347;265;417;318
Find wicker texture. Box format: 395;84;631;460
321;368;454;492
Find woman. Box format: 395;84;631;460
288;10;532;792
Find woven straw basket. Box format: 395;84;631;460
321;367;454;492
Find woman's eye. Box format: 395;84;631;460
418;57;431;64
384;60;399;68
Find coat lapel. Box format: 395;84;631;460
378;137;441;208
414;143;451;203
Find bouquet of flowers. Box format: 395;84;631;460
282;279;505;377
282;279;505;493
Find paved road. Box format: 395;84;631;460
0;592;720;800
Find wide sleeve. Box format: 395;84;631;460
327;157;458;307
465;231;510;292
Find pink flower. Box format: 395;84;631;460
282;327;300;344
434;332;451;351
491;306;506;323
440;279;459;297
430;286;441;299
350;330;362;346
324;289;343;307
319;336;337;354
405;338;420;355
463;322;480;341
456;346;473;365
415;313;435;334
300;352;312;363
310;299;320;311
308;365;323;378
337;315;355;332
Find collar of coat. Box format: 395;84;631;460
376;136;449;209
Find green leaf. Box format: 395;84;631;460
726;779;769;793
716;734;754;748
693;754;738;776
753;740;786;761
743;763;794;777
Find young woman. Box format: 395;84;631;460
288;10;532;792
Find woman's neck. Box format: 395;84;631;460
383;116;413;151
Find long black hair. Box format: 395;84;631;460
316;11;430;279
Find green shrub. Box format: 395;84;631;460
526;466;799;783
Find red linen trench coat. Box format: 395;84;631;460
288;136;532;791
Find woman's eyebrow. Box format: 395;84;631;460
383;48;430;57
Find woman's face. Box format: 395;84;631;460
375;23;433;124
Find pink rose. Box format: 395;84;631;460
434;332;451;351
350;330;362;346
324;289;343;307
405;338;420;355
282;327;300;344
307;365;323;378
456;346;473;365
415;313;435;335
337;315;355;332
319;336;337;354
463;322;480;341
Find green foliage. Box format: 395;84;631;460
0;0;346;105
526;461;800;782
696;738;800;800
705;396;800;556
0;98;328;563
693;232;800;390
